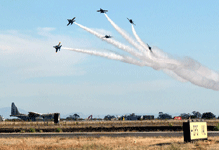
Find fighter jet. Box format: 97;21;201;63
147;44;152;52
53;42;62;53
97;8;108;13
127;18;135;25
67;17;76;26
103;35;112;38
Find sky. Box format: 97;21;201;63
0;0;219;118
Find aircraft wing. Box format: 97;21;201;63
41;113;54;117
28;112;41;117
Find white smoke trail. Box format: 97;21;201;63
74;22;143;59
173;68;219;90
131;26;219;90
132;25;183;68
62;47;144;66
104;14;145;53
71;20;219;90
63;47;123;60
163;69;188;83
104;15;178;68
131;25;149;52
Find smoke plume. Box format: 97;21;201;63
63;16;219;91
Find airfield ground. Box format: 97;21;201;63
0;136;219;149
1;120;219;149
0;120;219;133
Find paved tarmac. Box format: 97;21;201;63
0;131;219;138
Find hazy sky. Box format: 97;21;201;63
0;0;219;117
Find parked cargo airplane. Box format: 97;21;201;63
10;102;55;121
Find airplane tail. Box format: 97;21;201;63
11;102;20;116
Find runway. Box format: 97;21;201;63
0;131;219;138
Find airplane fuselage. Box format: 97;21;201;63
67;17;76;26
104;35;112;38
147;44;152;52
127;18;135;25
97;8;108;13
53;43;62;53
10;102;55;121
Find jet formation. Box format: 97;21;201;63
97;8;108;13
53;9;153;53
53;42;62;53
67;17;76;26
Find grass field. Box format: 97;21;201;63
2;120;219;127
0;136;219;150
0;120;219;133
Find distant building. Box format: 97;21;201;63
158;112;172;119
104;115;116;120
143;115;154;120
174;116;182;120
123;113;141;120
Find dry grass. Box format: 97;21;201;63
0;136;219;150
1;120;219;131
0;120;187;132
1;120;219;128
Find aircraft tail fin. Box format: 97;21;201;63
11;102;20;116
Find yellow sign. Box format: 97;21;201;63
189;122;207;140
